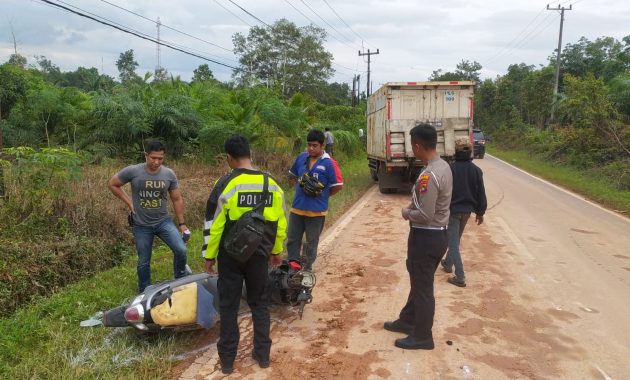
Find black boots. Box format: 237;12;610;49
383;319;414;335
252;352;270;369
394;336;435;350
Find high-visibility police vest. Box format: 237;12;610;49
202;168;287;260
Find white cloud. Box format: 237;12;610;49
1;0;628;87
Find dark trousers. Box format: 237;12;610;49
286;212;325;269
399;228;448;340
217;252;271;366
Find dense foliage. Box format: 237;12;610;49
0;46;365;316
432;35;630;191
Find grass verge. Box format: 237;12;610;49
488;146;630;215
0;154;374;379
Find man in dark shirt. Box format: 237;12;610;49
441;138;487;287
202;135;286;374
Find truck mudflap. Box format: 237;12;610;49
374;160;423;194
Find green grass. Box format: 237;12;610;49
0;154;374;379
488;146;630;215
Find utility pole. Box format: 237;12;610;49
155;17;162;77
356;74;361;103
358;49;379;97
351;75;357;106
547;3;572;122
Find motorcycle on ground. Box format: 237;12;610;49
88;260;316;332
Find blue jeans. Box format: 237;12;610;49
133;218;187;292
442;213;471;281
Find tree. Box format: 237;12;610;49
153;67;169;82
557;74;629;156
0;64;28;149
7;53;27;68
34;55;62;84
116;49;140;83
28;83;64;147
522;66;554;128
59;87;93;150
429;60;483;83
473;79;497;130
455;60;483;83
60;67;115;92
232;19;334;98
559;36;630;82
314;82;351;105
429;69;461;82
608;73;630;118
192;64;215;83
87;91;149;155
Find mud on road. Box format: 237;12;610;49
178;158;630;379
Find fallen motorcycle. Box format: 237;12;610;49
268;259;316;319
85;260;316;332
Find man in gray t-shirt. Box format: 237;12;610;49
108;141;189;291
324;128;334;157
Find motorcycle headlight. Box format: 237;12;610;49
299;271;316;289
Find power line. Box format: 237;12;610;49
212;0;253;27
227;0;271;28
100;0;233;52
507;13;558;55
484;7;550;65
38;0;241;71
320;0;372;47
298;0;353;44
484;11;556;66
282;0;359;52
53;0;238;64
214;0;357;76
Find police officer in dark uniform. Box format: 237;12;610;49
384;123;453;350
202;135;287;374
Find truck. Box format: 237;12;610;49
366;81;475;193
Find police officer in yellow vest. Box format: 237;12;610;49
202;135;287;374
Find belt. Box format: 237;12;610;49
411;223;448;230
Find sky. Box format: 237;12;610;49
1;0;629;90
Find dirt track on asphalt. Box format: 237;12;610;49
178;155;630;379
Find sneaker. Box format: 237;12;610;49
383;319;413;335
447;276;466;287
252;351;270;368
440;259;453;273
221;365;234;375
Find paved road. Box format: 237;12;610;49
179;154;630;379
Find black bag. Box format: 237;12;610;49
222;173;269;263
298;156;325;197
